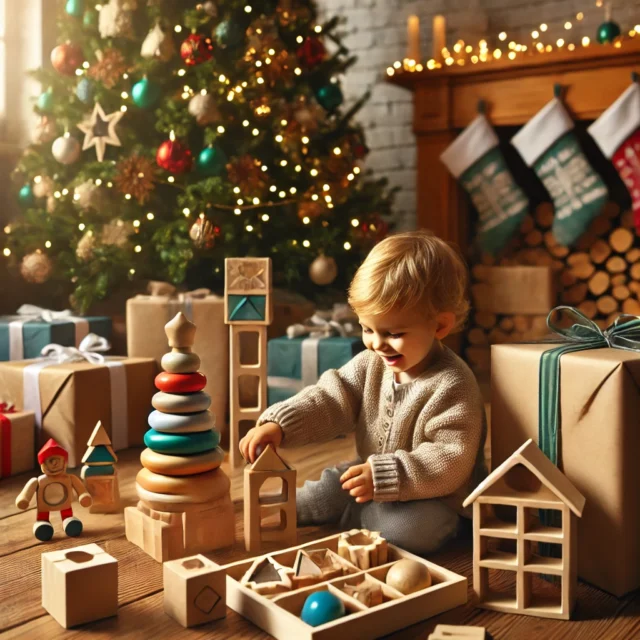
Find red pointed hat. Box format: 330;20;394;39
37;438;68;464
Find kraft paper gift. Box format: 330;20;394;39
0;407;36;478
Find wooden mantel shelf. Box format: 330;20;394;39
385;38;640;245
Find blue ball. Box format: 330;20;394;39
300;591;346;627
75;78;95;104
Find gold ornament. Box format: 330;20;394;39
189;216;216;249
309;254;338;286
115;154;156;204
20;251;53;284
76;230;96;261
77;102;124;162
88;49;130;89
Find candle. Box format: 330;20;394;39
432;14;446;60
407;15;421;62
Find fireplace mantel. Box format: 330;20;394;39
388;39;640;250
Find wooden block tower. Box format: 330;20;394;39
124;312;234;562
244;444;296;553
81;421;120;514
224;257;273;469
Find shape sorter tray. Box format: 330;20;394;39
223;533;468;640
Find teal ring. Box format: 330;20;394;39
143;429;219;455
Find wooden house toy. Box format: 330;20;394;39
81;421;120;514
41;543;118;628
224;257;272;468
163;555;226;628
462;438;585;620
244;444;296;553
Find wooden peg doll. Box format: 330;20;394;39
16;438;92;541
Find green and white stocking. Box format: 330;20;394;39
512;97;608;247
441;114;529;255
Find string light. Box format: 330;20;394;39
302;240;311;248
262;214;269;221
129;268;135;275
296;35;304;44
532;30;539;39
576;12;584;20
146;212;154;220
246;225;253;232
540;23;548;32
134;245;142;253
556;38;565;47
564;21;572;29
302;216;310;224
78;223;85;231
351;219;359;227
133;220;141;227
344;242;352;250
3;248;10;256
217;125;225;133
582;36;590;46
174;25;182;33
498;32;507;41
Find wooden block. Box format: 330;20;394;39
241;556;293;596
337;529;388;570
86;474;120;514
429;624;486;639
41;543;118;628
164;555;226;628
471;266;556;315
224;257;273;326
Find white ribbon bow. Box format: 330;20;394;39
17;304;75;323
287;311;358;339
40;333;111;364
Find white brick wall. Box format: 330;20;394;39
318;0;640;229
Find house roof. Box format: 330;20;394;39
463;439;585;517
250;444;291;472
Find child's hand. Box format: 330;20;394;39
239;422;284;463
340;461;374;503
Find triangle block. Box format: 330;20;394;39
294;551;322;578
82;444;117;465
87;421;112;447
228;295;266;321
251;444;290;472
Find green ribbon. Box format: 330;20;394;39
538;305;640;552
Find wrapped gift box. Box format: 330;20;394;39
0;315;111;361
0;357;156;468
491;342;640;596
127;293;228;430
0;409;36;478
267;335;365;405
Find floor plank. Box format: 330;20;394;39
1;435;639;639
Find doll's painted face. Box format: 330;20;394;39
359;305;454;383
42;455;66;475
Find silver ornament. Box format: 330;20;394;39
99;0;137;39
188;93;220;126
74;180;100;209
52;135;81;165
309;254;338;286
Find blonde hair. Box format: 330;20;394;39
348;230;469;332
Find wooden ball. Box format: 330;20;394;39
385;559;431;595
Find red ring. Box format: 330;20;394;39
155;372;207;393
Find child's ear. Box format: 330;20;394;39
434;312;456;339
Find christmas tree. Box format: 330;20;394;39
4;0;395;312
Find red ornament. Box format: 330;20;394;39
51;42;84;76
156;135;193;174
180;33;213;66
296;36;326;68
155;372;207;394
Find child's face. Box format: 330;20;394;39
358;305;454;381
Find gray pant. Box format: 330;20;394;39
297;459;460;556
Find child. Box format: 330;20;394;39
240;230;486;555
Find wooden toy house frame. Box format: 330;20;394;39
462;438;585;620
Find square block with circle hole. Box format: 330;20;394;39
41;543;118;629
163;554;226;627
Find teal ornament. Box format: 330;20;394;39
301;591;345;627
132;77;161;109
83;8;98;28
65;0;84;18
18;184;35;207
315;83;343;111
597;21;621;44
75;78;95;104
143;428;220;455
37;89;54;113
196;145;227;176
215;19;245;49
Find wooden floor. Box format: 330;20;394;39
1;434;639;639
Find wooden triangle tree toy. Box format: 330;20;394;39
81;421;120;514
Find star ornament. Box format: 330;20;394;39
78;102;124;162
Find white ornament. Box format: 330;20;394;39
141;22;175;61
99;0;138;39
203;1;218;17
52;134;81;165
33;176;55;199
101;219;133;247
77;102;124;162
74;180;100;209
33;116;57;144
188;93;219;126
309;254;338;286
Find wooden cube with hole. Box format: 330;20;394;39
463;439;585;620
163;554;226;627
244;444;296;553
41;543;118;628
225;257;273;468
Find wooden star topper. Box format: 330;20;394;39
78;102;124;162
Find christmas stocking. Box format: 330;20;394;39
589;80;640;233
441;114;529;255
512;97;608;247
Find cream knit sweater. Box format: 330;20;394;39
258;344;487;514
